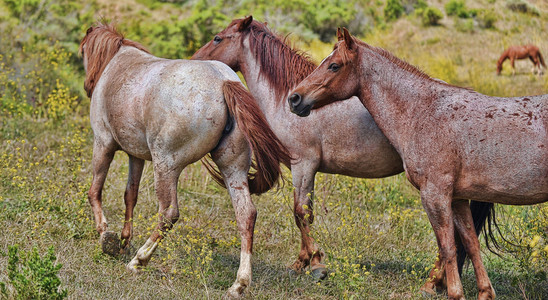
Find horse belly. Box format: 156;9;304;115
113;125;152;160
315;99;403;178
454;145;548;205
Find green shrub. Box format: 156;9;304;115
384;0;405;21
476;9;497;29
455;18;475;32
422;7;443;26
445;0;469;18
506;0;540;16
1;245;67;300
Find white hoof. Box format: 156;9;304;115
224;285;244;299
126;259;142;274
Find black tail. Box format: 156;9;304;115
456;201;511;275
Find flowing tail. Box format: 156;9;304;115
456;201;509;274
204;80;291;195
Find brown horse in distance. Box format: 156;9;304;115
496;44;545;75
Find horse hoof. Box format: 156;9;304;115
100;231;121;256
420;286;437;298
119;244;131;256
126;261;142;274
223;287;243;299
310;265;328;280
286;267;301;276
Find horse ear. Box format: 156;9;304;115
337;28;343;41
342;27;355;51
238;16;253;31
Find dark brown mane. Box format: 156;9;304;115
79;22;149;97
244;21;316;104
340;38;455;86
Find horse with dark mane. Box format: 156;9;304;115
192;16;495;283
496;44;545;75
289;27;548;300
80;22;290;298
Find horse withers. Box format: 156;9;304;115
289;28;548;300
80;22;290;298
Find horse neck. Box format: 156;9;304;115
497;50;509;66
240;34;316;115
239;45;280;116
356;47;444;151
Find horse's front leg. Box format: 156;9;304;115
420;179;464;300
289;162;326;279
127;164;181;271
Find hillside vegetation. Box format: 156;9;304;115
0;0;547;299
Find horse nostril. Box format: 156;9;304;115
288;93;302;107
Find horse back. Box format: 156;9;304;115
90;47;236;162
419;93;548;204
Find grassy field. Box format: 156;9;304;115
1;0;548;299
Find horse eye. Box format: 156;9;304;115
213;36;223;44
328;63;340;72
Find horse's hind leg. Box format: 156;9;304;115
127;162;182;272
529;56;539;74
289;163;327;279
211;129;257;298
120;155;145;255
88;138;117;254
453;200;495;300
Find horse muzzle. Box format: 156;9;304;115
288;93;312;117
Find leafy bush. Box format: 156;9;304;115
0;0;92;120
402;0;428;14
1;245;67;299
384;0;405;21
445;0;469;18
422;7;444;26
475;9;497;29
455;18;475;32
506;0;540;16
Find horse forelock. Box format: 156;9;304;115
245;21;316;105
79;22;149;98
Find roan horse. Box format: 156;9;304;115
192;16;493;281
79;22;290;298
289;28;548;300
496;44;546;75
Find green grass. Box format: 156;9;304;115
1;0;548;299
0;115;546;299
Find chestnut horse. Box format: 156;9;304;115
496;44;545;75
192;16;493;281
289;28;548;300
80;22;290;298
